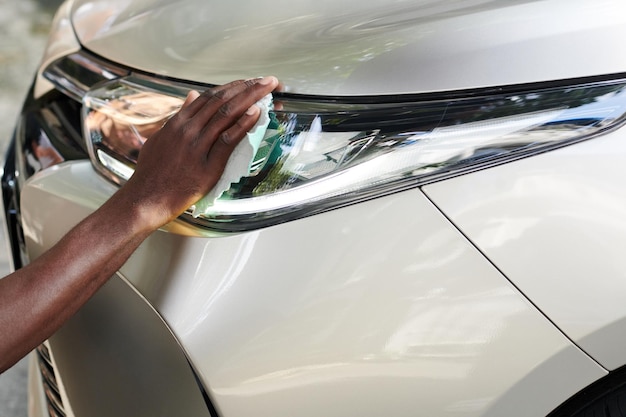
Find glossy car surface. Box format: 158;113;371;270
4;1;626;416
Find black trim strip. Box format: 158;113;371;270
79;47;626;104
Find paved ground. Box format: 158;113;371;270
0;0;63;415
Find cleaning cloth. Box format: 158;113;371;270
192;93;273;216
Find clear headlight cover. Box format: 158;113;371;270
82;76;626;231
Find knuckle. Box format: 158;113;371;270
217;102;234;118
165;113;183;129
201;87;218;98
243;78;258;88
181;123;196;142
217;130;235;147
173;119;200;146
213;89;229;103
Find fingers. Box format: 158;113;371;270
204;104;261;172
161;76;277;157
185;77;276;127
199;76;277;141
272;81;285;111
125;77;279;227
178;79;249;119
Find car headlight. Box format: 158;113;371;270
45;52;626;231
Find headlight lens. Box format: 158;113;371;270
47;53;626;231
83;77;187;181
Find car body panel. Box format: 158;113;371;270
46;274;212;417
424;120;626;371
8;0;626;415
21;161;606;417
27;355;48;417
69;0;626;95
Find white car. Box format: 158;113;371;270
4;0;626;416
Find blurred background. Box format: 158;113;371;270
0;0;63;415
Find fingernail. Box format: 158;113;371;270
246;105;259;116
258;76;276;86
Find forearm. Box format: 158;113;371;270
0;190;153;373
0;76;279;374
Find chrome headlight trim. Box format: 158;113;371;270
43;52;128;101
44;51;626;232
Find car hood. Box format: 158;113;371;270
70;0;626;96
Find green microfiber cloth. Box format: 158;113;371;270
192;93;273;216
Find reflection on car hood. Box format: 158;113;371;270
70;0;626;95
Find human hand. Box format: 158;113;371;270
113;76;280;231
